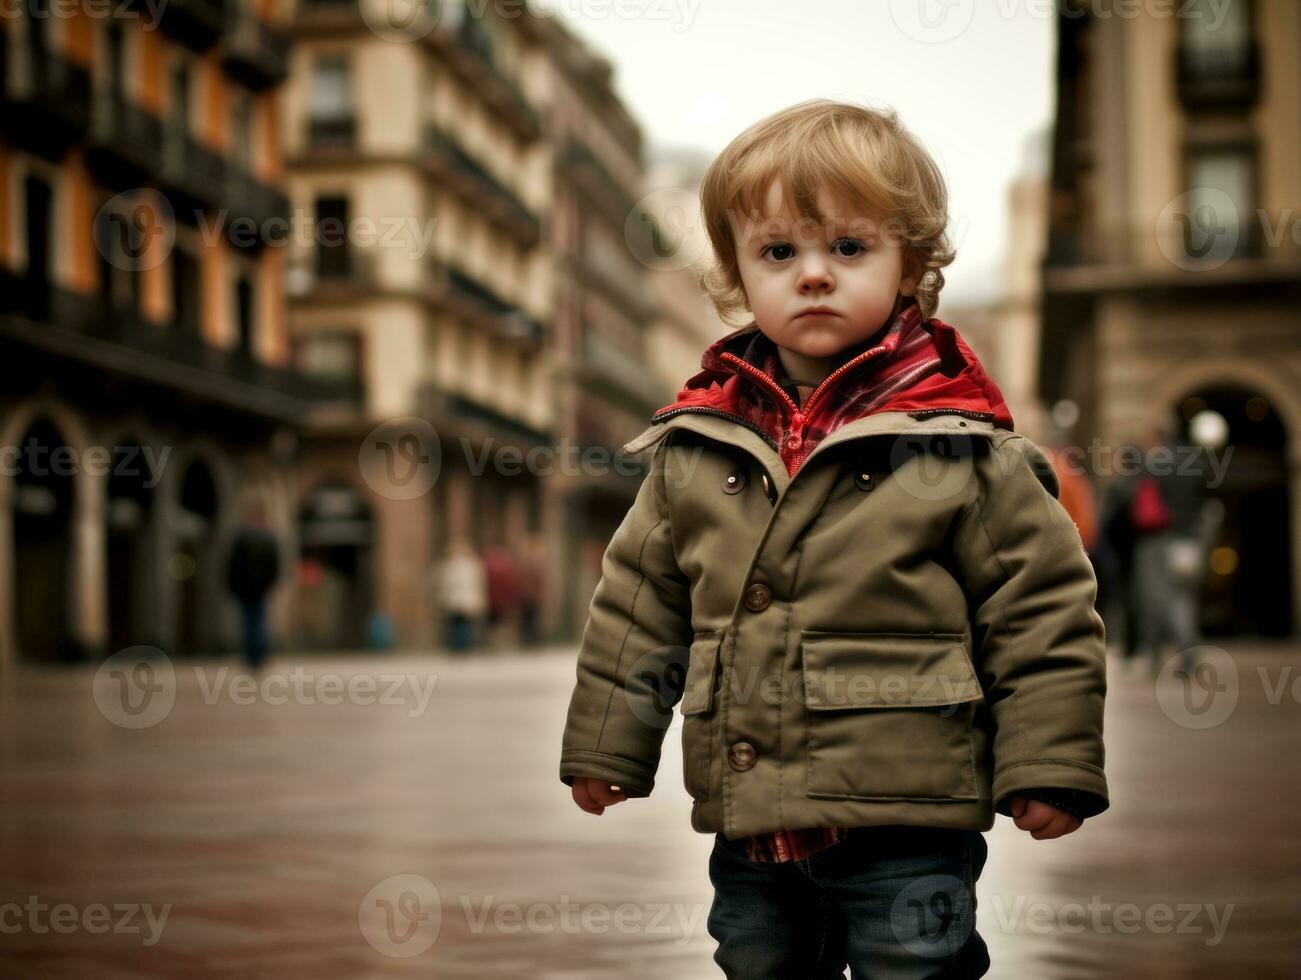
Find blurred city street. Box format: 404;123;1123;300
1;640;1297;978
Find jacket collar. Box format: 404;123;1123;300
651;300;1014;431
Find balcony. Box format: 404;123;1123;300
293;0;366;34
560;137;637;230
0;34;92;159
423;125;540;246
223;166;291;246
86;89;165;188
577;326;666;416
1176;40;1261;110
306;114;358;151
420;384;552;450
222;2;290;90
0;265;340;422
160;128;228;217
424;16;540;142
287;250;383;304
123;0;227;51
1041;220;1301;299
427;259;545;351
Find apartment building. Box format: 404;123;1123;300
1042;0;1300;634
287;1;665;647
0;0;329;664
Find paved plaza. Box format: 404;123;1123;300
0;641;1298;978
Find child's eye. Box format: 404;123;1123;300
832;238;866;257
761;242;794;262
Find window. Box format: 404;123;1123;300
24;174;52;289
1185;145;1255;262
95;200;143;313
104;18;126;101
294;332;363;402
1180;0;1252;77
314;196;351;279
169;60;190;135
295;332;359;378
230;91;252;172
308;55;354;147
235;272;255;354
170;243;201;334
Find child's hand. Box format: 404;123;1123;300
570;777;628;815
1010;797;1081;839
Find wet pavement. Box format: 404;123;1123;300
0;640;1298;978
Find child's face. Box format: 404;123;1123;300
730;179;919;360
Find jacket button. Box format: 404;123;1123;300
742;583;772;612
728;741;757;771
723;469;747;494
854;470;874;491
760;472;772;499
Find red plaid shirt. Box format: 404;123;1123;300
669;301;1012;863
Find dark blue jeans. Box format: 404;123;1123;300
707;825;989;979
239;600;269;670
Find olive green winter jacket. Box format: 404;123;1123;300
558;409;1109;840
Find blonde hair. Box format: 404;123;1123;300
698;99;954;323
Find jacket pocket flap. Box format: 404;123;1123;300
800;631;983;710
680;630;723;716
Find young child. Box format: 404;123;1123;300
559;99;1109;978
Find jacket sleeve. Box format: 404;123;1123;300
558;441;693;798
951;433;1110;820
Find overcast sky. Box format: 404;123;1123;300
534;0;1056;305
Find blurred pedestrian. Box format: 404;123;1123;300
517;532;546;648
439;537;487;654
226;499;281;671
481;544;521;650
1097;444;1142;662
1111;421;1211;676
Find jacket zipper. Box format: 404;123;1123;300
649;405;781;453
905;407;996;422
719;346;892;470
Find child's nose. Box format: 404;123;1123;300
798;257;833;292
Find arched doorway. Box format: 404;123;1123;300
296;483;374;650
174;458;219;654
1175;385;1291;636
107;440;158;653
12;418;74;662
